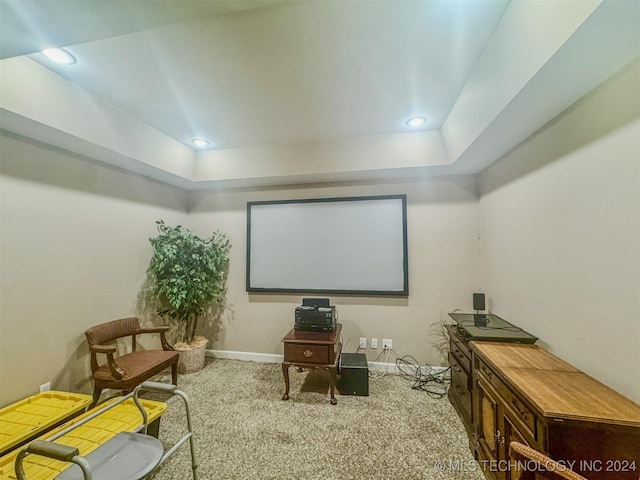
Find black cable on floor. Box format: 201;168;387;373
395;355;451;399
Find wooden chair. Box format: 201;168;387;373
509;442;588;480
85;317;179;407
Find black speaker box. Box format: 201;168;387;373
473;293;485;311
337;353;369;396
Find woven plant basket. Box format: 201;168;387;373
176;338;208;374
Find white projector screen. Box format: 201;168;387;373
246;195;408;296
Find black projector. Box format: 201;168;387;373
294;305;336;332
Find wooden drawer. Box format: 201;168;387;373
284;343;332;364
451;328;471;362
449;352;472;422
449;342;471;374
502;390;538;445
449;351;470;387
476;358;538;443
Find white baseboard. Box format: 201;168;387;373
207;349;448;376
368;361;448;376
368;360;401;375
207;349;283;364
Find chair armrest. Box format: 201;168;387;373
90;344;116;354
106;353;125;379
90;344;125;379
136;327;174;351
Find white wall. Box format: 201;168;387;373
0;132;481;405
187;176;481;365
0;132;188;405
3;58;638;408
477;60;640;402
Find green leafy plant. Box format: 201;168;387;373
148;220;231;345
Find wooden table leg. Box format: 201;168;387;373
329;366;337;405
282;362;290;401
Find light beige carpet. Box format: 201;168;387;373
146;358;484;480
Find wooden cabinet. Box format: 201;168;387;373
471;342;640;480
446;324;473;434
474;354;544;480
475;374;501;468
474;368;533;480
281;324;342;405
445;315;537;439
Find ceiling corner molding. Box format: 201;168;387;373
0;109;196;190
441;0;604;163
0;56;196;181
449;2;640;175
192;130;451;187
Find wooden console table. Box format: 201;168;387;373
281;323;342;405
445;314;537;437
471;342;640;480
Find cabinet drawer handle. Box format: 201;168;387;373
303;349;313;358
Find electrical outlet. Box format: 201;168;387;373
382;338;393;350
371;338;378;349
359;337;367;349
39;382;51;393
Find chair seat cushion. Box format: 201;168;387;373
94;350;179;389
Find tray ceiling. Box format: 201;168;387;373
1;0;638;189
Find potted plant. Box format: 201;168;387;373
428;316;452;364
147;220;231;373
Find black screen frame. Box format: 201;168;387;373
246;194;409;297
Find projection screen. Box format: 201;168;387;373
246;195;408;296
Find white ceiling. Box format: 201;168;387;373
1;0;639;189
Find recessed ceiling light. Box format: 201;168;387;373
191;138;210;148
406;116;427;128
41;48;77;65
